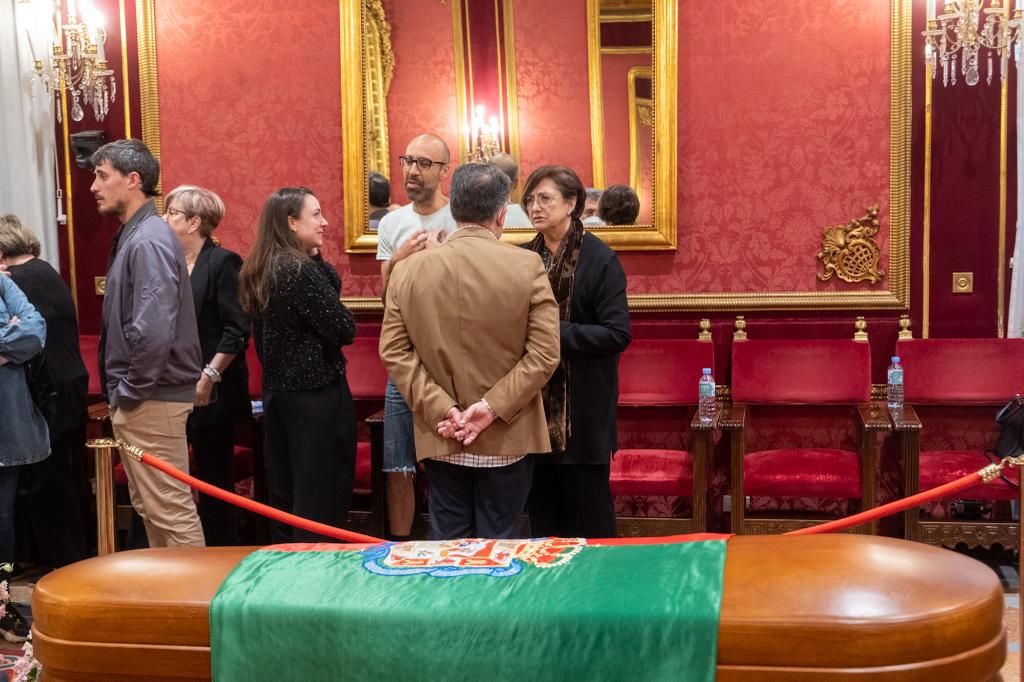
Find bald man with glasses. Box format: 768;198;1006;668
376;133;459;541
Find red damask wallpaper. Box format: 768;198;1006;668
382;0;458;195
513;0;594;187
601;53;648;191
155;0;380;294
616;0;892;294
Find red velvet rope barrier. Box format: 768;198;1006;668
138;451;383;544
121;441;1015;542
785;471;987;535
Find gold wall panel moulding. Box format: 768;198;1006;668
136;0;163;214
345;288;906;314
341;0;368;253
816;204;886;285
952;272;974;293
94;276;107;295
133;0;906;312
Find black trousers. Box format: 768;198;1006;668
263;377;356;543
188;423;238;546
528;461;617;539
423;456;534;540
17;425;88;567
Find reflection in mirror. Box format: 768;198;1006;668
342;0;676;252
589;0;653;226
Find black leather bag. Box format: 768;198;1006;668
23;351;56;426
982;395;1024;489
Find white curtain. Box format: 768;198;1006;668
0;0;58;267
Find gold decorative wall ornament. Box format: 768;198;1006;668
817;205;886;285
363;0;394;180
733;316;747;342
698;318;712;342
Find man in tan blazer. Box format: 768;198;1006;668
379;163;560;539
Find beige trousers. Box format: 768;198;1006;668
111;400;206;548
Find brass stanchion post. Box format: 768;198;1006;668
86;439;118;555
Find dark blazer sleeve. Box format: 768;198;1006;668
560;244;631;355
212;250;249;355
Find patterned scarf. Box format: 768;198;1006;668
526;219;585;452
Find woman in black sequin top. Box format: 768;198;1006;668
239;187;357;542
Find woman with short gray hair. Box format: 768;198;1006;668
163;186;250;545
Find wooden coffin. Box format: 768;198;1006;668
32;535;1005;681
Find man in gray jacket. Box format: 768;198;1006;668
92;139;205;548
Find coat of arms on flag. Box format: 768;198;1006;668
361;537;586;578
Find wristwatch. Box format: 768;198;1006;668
202;365;222;383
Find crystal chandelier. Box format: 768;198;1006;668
923;0;1024;86
31;0;116;122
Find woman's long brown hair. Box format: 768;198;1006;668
238;187;316;317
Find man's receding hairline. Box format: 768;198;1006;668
408;133;450;163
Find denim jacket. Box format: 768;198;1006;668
0;277;50;466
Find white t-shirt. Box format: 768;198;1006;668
502;203;532;228
376;203;459;260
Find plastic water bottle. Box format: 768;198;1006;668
886;356;904;411
698;368;716;423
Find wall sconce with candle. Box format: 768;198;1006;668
466;106;502;163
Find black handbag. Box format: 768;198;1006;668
23;351;56;424
982;394;1024;489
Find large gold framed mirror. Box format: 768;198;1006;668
341;0;677;253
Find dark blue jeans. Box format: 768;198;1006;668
0;466;21;566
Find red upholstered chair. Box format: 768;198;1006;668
728;325;888;535
79;335;112;437
343;337;388;537
894;338;1024;550
611;336;716;535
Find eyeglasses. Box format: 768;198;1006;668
398;155;447;171
523;192;562;210
165;207;190;219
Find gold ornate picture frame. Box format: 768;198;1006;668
130;0;911;314
341;0;678;253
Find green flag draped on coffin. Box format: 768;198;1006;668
210;535;728;681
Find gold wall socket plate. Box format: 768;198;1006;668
94;276;107;295
952;272;973;294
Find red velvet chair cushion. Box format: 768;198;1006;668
610;448;693;496
354;441;372;495
346;337;388;400
744;448;861;498
920;450;1019;501
732;340;871;404
897;338;1024;404
79;335;102;398
618;339;714;406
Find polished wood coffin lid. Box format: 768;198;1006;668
32;535;1005;680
